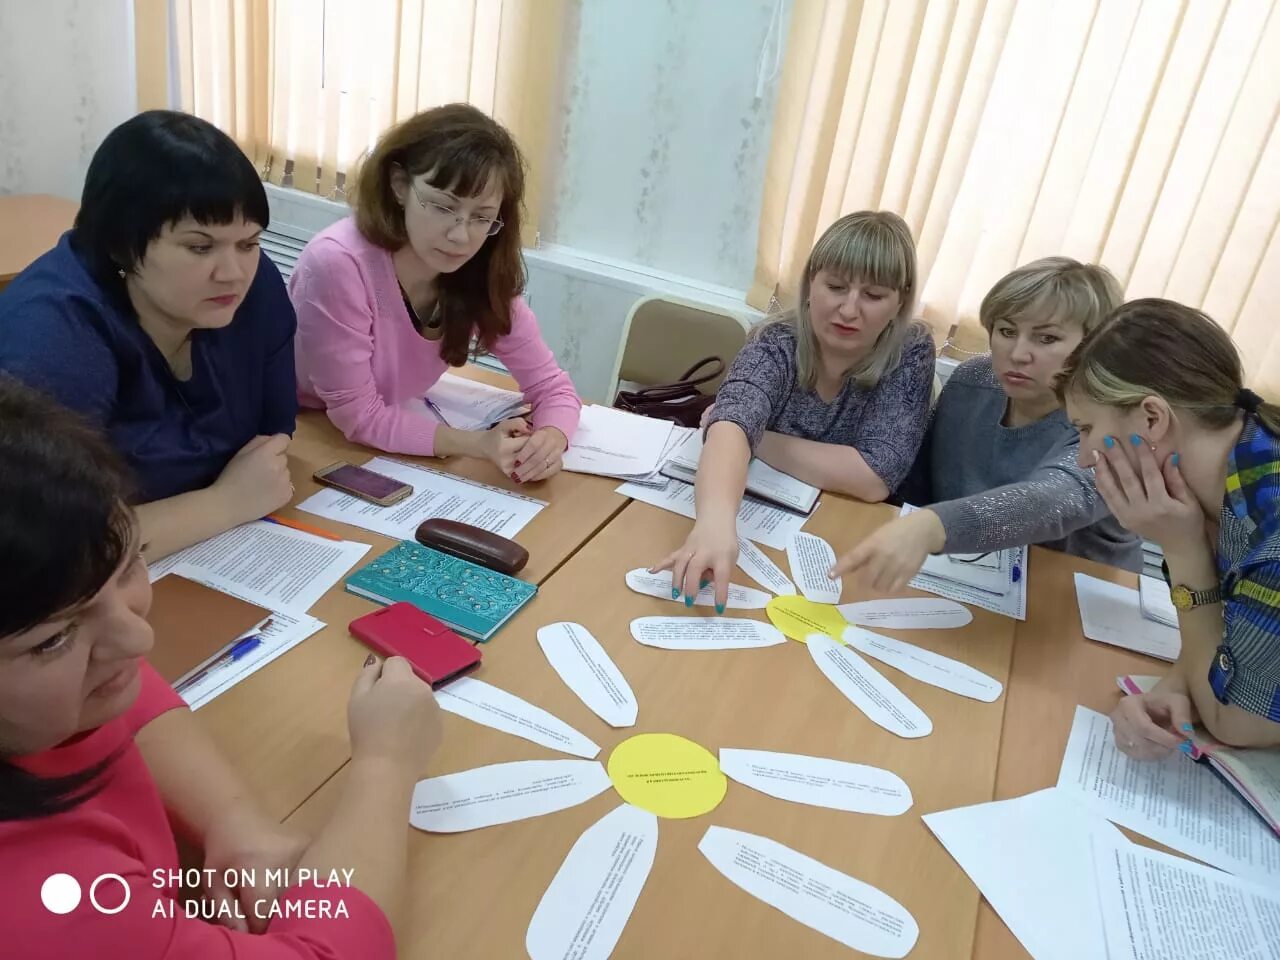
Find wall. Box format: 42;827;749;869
543;0;785;294
0;0;136;199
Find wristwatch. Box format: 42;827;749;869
1170;582;1222;611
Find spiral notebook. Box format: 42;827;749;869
345;540;537;642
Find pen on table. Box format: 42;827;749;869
264;514;343;542
423;396;452;427
176;635;264;693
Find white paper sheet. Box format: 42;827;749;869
922;788;1129;960
629;616;786;650
698;826;918;958
624;568;771;609
787;532;841;603
298;456;546;541
807;633;932;738
526;803;658;960
615;477;813;550
410;759;612;833
1074;573;1180;662
148;520;370;615
561;405;675;478
719;748;912;816
536;622;638;727
1138;574;1179;628
424;372;526;429
179;610;326;710
662;430;820;514
1056;705;1280;884
1093;831;1280;960
435;677;601;760
841;626;1003;702
837;598;972;630
736;537;796;596
901;506;1027;620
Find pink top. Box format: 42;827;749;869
1;663;394;960
290;217;581;455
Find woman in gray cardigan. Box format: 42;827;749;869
833;257;1143;593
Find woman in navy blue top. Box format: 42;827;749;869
0;111;297;560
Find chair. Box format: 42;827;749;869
606;295;754;401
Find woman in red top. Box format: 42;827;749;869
0;380;442;958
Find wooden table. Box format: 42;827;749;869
287;497;1020;959
194;372;628;821
972;547;1169;960
0;194;78;289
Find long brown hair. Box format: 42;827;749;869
1057;298;1280;434
349;103;527;366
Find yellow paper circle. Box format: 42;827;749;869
606;733;727;819
766;595;848;643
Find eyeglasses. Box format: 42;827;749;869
410;181;504;239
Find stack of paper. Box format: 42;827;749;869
902;506;1027;620
615;476;814;550
1074;573;1180;661
423;373;527;429
1138;574;1178;627
560;404;678;481
660;429;819;514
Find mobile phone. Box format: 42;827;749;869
349;603;481;688
313;461;413;506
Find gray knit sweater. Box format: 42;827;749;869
898;355;1142;571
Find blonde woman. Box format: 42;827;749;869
652;211;935;610
1060;299;1280;754
834;258;1141;592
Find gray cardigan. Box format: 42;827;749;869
898;355;1142;571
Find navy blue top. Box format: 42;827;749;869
0;233;297;503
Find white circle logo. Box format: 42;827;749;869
40;874;82;915
89;874;131;915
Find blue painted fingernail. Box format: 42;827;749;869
1179;740;1193;755
1181;723;1194;733
1171;453;1180;466
684;595;694;608
671;587;680;599
1103;436;1115;449
1130;434;1142;446
715;602;725;614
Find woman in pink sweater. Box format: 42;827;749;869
291;104;581;484
0;381;442;958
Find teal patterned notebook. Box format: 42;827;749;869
345;540;537;642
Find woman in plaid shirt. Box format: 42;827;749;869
1059;299;1280;757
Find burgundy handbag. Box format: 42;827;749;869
613;356;725;428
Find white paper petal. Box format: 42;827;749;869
435;677;600;759
527;804;658;960
537;622;638;727
807;633;932;738
719;748;912;815
411;760;612;832
629;616;786;650
837;598;972;630
842;626;1002;702
698;825;919;958
625;568;771;609
736;537;796;596
787;533;841;603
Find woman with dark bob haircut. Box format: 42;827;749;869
0;110;297;560
290;103;581;483
0;380;442;957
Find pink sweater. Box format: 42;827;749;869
2;662;394;959
290;217;581;456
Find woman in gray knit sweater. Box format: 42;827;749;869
652;211;936;610
833;257;1143;593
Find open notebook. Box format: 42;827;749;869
424;373;527;430
1119;674;1280;836
660;429;819;515
901;504;1028;620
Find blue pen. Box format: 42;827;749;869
1011;563;1022;584
176;635;263;692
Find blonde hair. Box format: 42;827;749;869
758;212;919;391
980;257;1121;336
1057;298;1280;434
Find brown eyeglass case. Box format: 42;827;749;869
415;518;529;575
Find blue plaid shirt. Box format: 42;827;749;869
1210;415;1280;721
